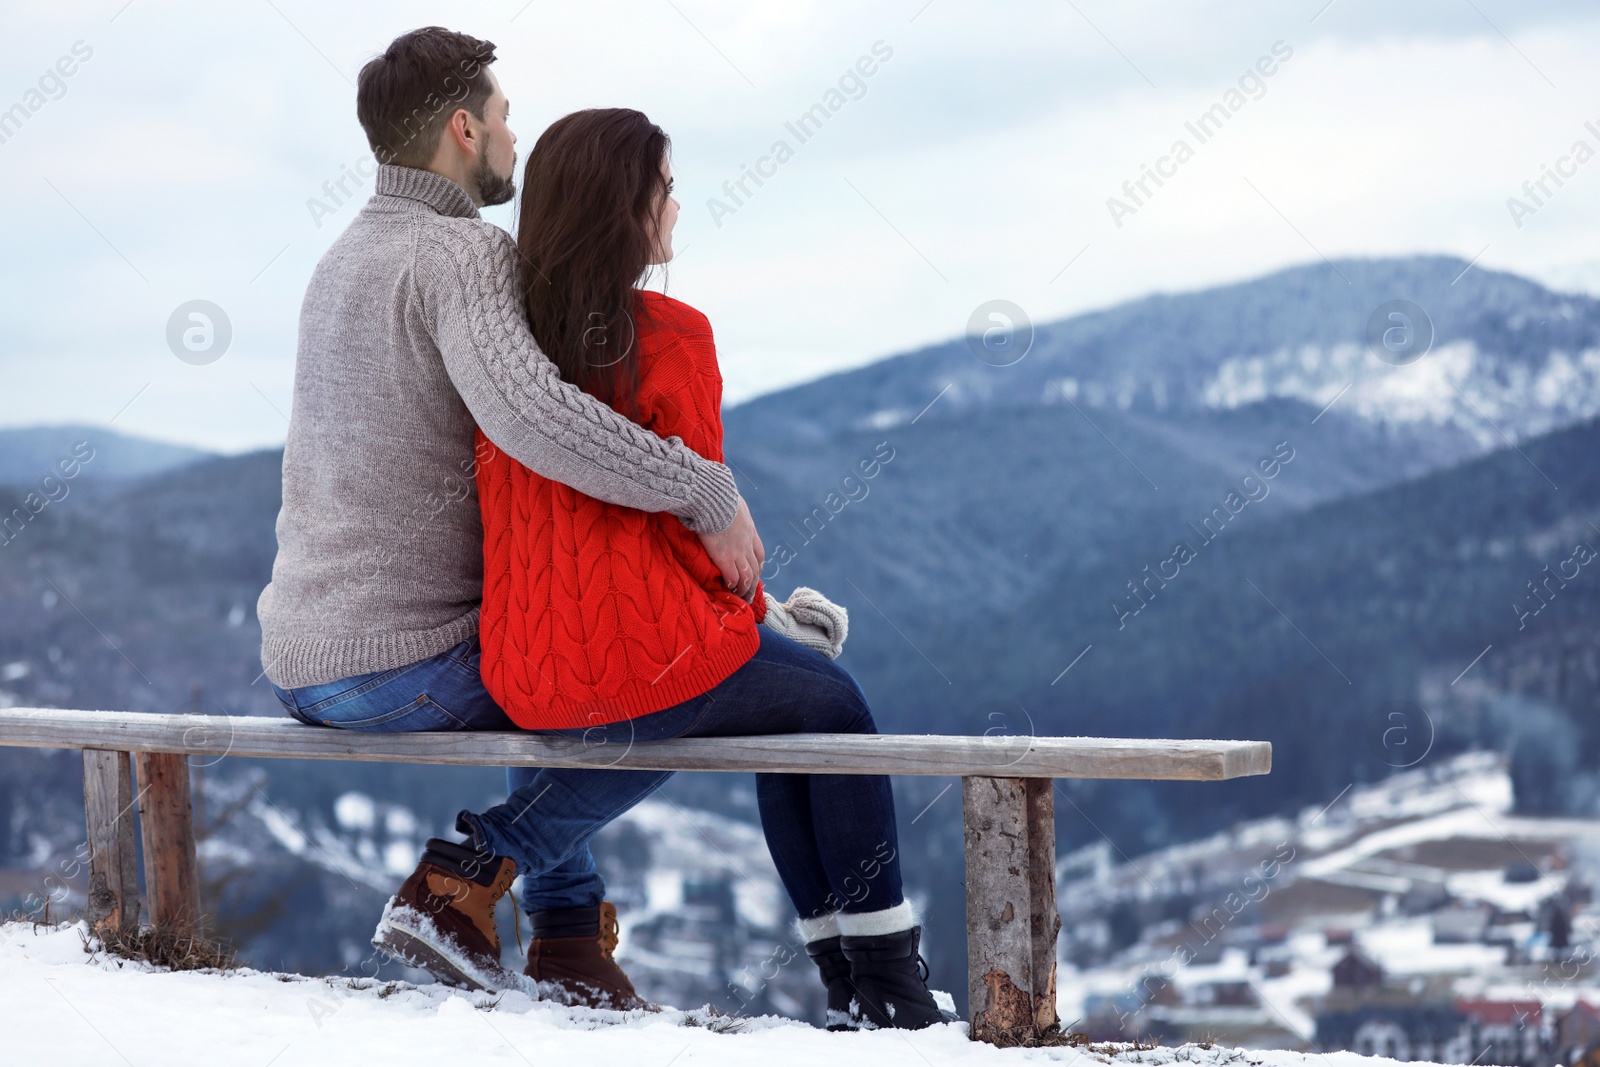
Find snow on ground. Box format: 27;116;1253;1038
0;923;1458;1067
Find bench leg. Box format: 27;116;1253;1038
134;752;201;929
82;749;140;937
962;776;1060;1044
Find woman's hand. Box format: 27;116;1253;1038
697;495;764;602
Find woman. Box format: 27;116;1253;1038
468;108;949;1031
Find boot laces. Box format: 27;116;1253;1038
600;909;621;961
487;865;522;954
916;955;929;983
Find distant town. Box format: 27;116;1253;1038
1059;752;1600;1064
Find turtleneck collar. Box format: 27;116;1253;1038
374;165;480;220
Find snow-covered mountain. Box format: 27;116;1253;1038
729;255;1600;460
0;425;211;485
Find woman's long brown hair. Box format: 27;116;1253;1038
515;108;670;420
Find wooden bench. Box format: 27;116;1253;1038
0;707;1270;1044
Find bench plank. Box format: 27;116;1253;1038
0;709;1271;781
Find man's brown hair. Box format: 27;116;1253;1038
357;27;498;168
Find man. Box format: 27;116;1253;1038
257;27;764;1005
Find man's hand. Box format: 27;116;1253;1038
698;495;764;602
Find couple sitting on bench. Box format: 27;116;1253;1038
256;26;948;1031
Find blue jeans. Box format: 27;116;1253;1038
273;627;904;921
272;637;604;912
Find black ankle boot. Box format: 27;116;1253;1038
839;926;957;1030
804;936;857;1031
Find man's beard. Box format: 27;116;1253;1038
471;143;516;207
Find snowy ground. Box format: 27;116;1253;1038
1;922;1454;1067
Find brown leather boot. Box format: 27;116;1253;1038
372;834;518;991
524;902;648;1010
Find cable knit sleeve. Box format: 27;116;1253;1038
416;222;740;534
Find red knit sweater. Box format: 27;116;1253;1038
476;290;765;730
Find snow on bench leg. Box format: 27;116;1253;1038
83;749;140;936
134;752;201;930
962;776;1060;1044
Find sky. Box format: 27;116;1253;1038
2;0;1600;453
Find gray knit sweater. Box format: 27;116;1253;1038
257;165;740;688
